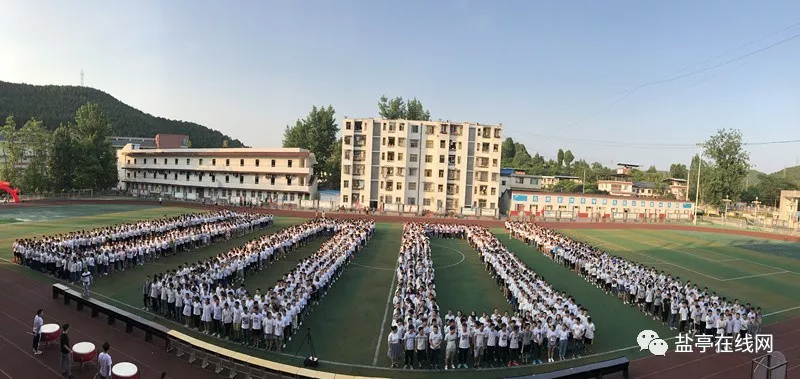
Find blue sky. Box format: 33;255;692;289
2;0;799;173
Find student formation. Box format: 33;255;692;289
13;211;764;372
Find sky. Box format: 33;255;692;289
2;0;799;173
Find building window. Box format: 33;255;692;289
240;159;244;166
426;140;434;148
225;175;230;183
438;170;444;178
440;140;446;148
343;165;351;174
255;176;259;184
288;160;293;168
199;159;203;165
346;122;351;130
343;180;349;188
439;155;445;163
286;175;292;185
408;182;417;190
423;198;431;206
290;193;295;201
271;159;276;167
411;125;419;133
240;176;244;184
211;174;215;182
270;176;275;185
186;158;190;164
212;159;216;165
174;173;178;180
491;187;496;195
144;158;147;164
410;154;418;163
126;172;130;178
424;169;432;178
236;190;240;197
186;174;190;181
225;159;230;166
396;182;402;190
397;153;404;161
424;155;432;163
255;159;260;167
438;184;444;193
407;197;416;205
133;158;137;164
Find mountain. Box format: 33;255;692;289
0;80;244;148
770;165;800;187
744;169;765;188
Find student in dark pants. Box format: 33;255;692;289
60;323;74;379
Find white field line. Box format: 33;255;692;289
372;254;401;366
430;243;467;269
631;231;800;277
720;271;790;281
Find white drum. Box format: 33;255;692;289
112;362;139;379
41;323;61;342
72;342;96;363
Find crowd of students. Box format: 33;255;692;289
12;211;273;283
144;218;375;352
386;222;595;370
505;221;765;339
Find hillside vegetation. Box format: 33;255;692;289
0;81;244;148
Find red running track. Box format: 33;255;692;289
0;266;218;379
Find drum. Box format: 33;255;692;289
72;342;96;363
40;324;61;342
111;362;139;379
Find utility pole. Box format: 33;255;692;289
693;144;703;225
582;169;586;194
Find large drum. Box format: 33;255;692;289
111;362;139;379
40;324;61;343
72;342;96;363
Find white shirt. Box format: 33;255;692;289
98;351;112;377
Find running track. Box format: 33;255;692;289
0;266;218;379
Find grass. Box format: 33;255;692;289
4;204;800;378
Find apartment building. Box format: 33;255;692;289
339;118;502;214
117;144;317;204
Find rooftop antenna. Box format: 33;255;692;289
80;70;85;86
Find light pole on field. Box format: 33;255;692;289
692;144;704;225
722;196;731;225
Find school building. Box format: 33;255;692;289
339;118;503;216
778;190;800;228
116;144;318;204
509;190;695;221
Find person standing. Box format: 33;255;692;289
81;267;92;298
97;342;112;379
142;276;152;310
32;309;44;355
59;323;74;379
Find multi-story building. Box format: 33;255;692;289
117;144;317;204
663;178;689;200
339;118;502;215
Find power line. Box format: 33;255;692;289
517;134;800;150
515;20;800;135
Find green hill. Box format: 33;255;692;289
770;165;800;187
0;80;244;148
744;169;765;188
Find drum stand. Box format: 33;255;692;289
292;328;318;368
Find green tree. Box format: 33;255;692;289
0;116;23;183
511;143;532;167
405;98;431;121
378;95;430;120
47;124;76;191
18;118;51;192
754;174;798;207
552;179;578;193
557;149;565;167
688;154;713;204
563;150;575;171
501;137;516;166
283;105;339;189
71;103;118;190
669;163;688;179
701;128;750;206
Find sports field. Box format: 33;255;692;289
2;204;798;379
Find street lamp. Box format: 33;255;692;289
752;197;761;226
722;196;731;225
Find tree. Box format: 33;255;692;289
563;150;575;170
552;179;578;193
511;143;532;167
501;138;516;166
47;124;76;191
557;149;565;167
688;154;713;204
325;137;342;192
701;128;750;206
669;163;688;179
283;105;339;189
71;103;118;190
0;116;22;184
405;98;431;121
753;174;798;207
378;95;431;120
18;118;51;192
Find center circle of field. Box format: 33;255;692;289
430;242;466;269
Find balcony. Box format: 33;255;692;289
353;155;366;162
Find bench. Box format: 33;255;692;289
505;357;630;379
52;284;171;350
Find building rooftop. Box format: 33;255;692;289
633;181;657;189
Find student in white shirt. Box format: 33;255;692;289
414;326;427;369
32;309;44;355
584;317;596;354
97;342;112;379
387;325;402;369
428;325;443;369
444;326;458;370
403;323;417;369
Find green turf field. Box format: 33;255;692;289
3;205;799;379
